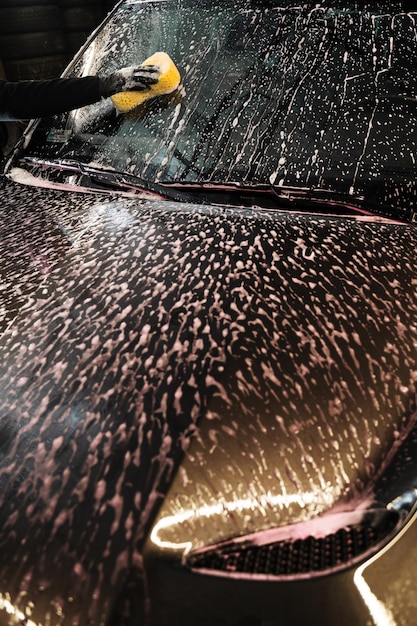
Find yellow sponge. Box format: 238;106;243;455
111;52;181;113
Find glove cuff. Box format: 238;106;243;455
98;74;124;97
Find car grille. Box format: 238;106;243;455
186;508;402;579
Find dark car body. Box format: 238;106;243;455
0;1;416;625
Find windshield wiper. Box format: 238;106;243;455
10;158;416;223
271;184;417;223
9;157;200;204
163;181;416;223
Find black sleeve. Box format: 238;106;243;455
0;76;103;121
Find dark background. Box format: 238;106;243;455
2;2;417;83
0;1;117;82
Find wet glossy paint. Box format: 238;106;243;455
1;0;417;624
0;178;415;625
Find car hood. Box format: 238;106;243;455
0;180;416;624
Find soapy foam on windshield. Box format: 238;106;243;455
111;52;181;112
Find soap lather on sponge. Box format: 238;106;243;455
111;52;181;113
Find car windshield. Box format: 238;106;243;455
16;0;417;218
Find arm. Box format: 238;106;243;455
0;77;103;121
0;66;160;121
